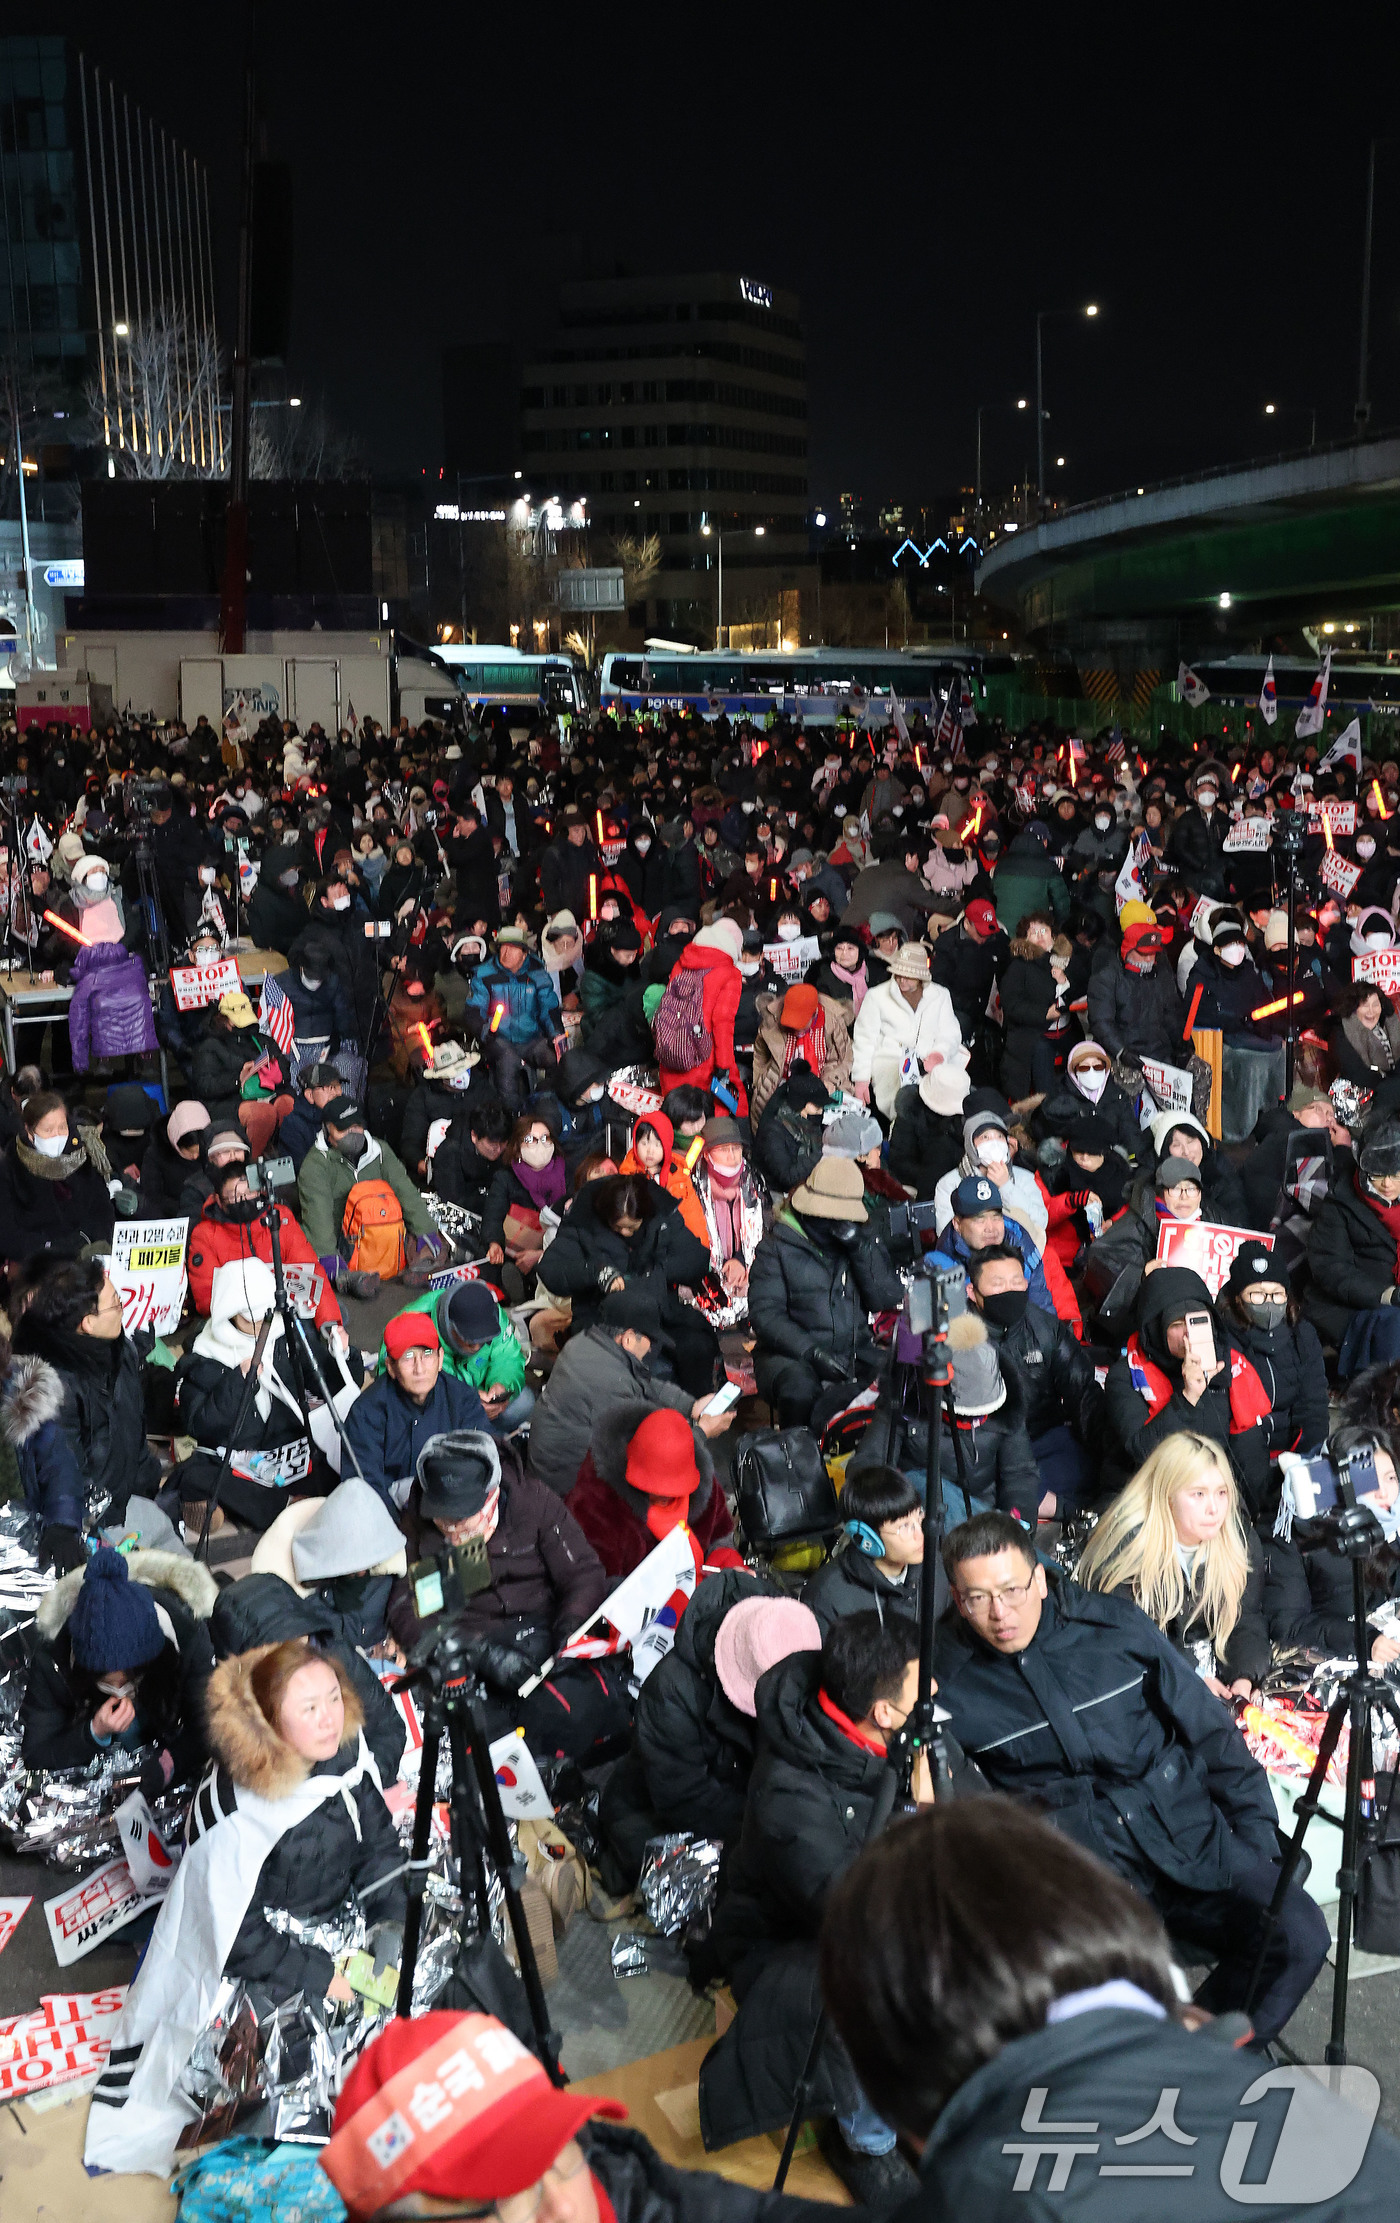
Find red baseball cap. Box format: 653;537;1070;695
384;1311;440;1362
321;2011;626;2216
965;899;998;937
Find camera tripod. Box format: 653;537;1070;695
392;1629;563;2081
1245;1492;1400;2064
191;1183;368;1559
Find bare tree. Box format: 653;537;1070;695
250;396;362;481
610;531;661;607
84;305;224;478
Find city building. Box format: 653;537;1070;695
520;272;817;647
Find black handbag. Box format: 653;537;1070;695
1354;1769;1400;1955
732;1427;840;1547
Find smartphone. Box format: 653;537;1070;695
1183;1311;1216;1371
702;1379;742;1418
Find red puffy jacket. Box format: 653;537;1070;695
656;943;748;1114
187;1197;343;1331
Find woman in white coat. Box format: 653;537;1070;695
849;941;968;1119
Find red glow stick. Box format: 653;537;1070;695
43;909;91;947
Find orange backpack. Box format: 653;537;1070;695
341;1178;408;1278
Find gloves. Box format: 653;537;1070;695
460;1637;536;1697
41;1524;86;1574
367;1920;403;1978
1383;1288;1398;1307
811;1349;847;1385
139;1749;176;1804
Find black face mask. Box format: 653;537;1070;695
980;1288;1029;1329
822;1220;862;1249
219;1192;262;1224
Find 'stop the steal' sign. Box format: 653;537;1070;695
169;955;241;1011
1156;1221;1275;1297
1354;950;1400;999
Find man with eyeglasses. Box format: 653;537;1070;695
320;2007;837;2222
933;1511;1327;2048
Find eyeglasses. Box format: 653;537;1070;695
956;1576;1037;1613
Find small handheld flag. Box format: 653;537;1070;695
1177;663;1210;709
258;970;297;1056
1259;656;1277;727
1295;649;1332;739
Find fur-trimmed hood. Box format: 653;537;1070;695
35;1548;219;1641
588;1400;716;1525
205;1644;366;1800
0;1354;65;1447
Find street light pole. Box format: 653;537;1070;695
718;530;723;649
1357;137;1378;428
975;403;984;510
1035;316;1045;502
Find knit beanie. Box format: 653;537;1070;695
625;1408;700;1498
291;1478;408;1585
1360;1120;1400;1182
946;1314;1006;1417
824;1111;883;1158
68;1547;165;1672
713;1596;822;1718
167;1099;210;1147
693;918;743;962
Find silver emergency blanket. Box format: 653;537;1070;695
610;1932;650;1978
638;1831;723;1937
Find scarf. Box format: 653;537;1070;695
189;1311;303;1425
645;1493;690;1542
817;1686;889;1757
1359;1173;1400;1283
704;1157;745;1259
514;1152;566;1210
831;958;868;1014
1344;1011;1397;1076
782;1011;827;1077
85;1733;380;2176
1124;1332;1271;1437
16;1134;97;1186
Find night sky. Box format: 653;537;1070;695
38;10;1400;514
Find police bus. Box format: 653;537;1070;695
597;648;981;724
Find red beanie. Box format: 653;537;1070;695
781;983;820;1030
625;1408;700;1498
1120;919;1163;957
384;1310;440;1361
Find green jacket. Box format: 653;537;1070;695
375;1285;525;1395
296;1128;435;1259
991;834;1070;936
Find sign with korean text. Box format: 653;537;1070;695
1222;817;1272;853
1308;797;1356;836
1319;851;1363;899
107;1217;189;1336
1155;1221;1275;1297
0;1988;127;2100
0;1897;31;1957
169;955;242;1011
44;1859;155;1966
1353;950;1400;999
280;1261;326;1319
608;1077;665;1116
763;934;820;981
1139;1057;1195;1118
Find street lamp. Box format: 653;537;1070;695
701;522;766;647
1035;303;1100;504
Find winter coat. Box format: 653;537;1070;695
1305;1172;1400;1346
387;1460;606;1653
801;1541;921;1636
401;1074;481;1176
538;1178;712;1339
1190;946;1273;1047
656;942;747;1107
279;1092;327;1174
991;826;1070;935
10;1314;159;1521
850;976;966;1118
0;1354;89;1535
1089;1523;1271;1688
279;948;356;1050
445;823;501;925
246;877;306;953
1264;1527;1400;1658
205;1648;407;2006
463;956;561;1048
887;1085;963;1199
982;1297;1104;1444
1166;802;1230;898
839;860;934;936
1101;1272;1271;1515
342;1371;490;1508
850;1349;1042;1518
748;1209;902;1390
907;2005;1400;2223
1227;1309;1329;1463
752;1082;826;1197
526;1325;695;1499
189;1021;260;1121
567;1403;736;1579
1084;1192;1235;1325
1087;953;1189;1067
0;1131;116;1262
538;835;600;922
431;1122;504;1216
749;993;852;1124
479;1158;565;1250
934;1217;1055;1317
21;1549;216;1777
998;942;1062;1099
930;922;1005;1036
296;1127;434;1261
1241;1107;1344;1228
375;1289;524;1400
1142;1108;1247;1224
1034;1066;1143;1159
208;1572;405;1786
600;1566;775;1884
935;1568;1280;1893
139;1130;199;1216
68;940;157;1068
187;1196;342;1331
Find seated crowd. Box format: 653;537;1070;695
5;697;1400;2204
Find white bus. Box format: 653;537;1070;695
435;646;589;717
597;648;981;723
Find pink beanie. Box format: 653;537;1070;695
713;1595;822;1717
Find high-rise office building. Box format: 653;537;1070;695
520;272;815;645
1;35;221;472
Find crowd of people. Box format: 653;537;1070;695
3;691;1400;2209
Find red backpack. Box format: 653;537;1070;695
653;966;713;1072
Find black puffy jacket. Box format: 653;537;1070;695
748;1210;902;1387
540;1178;711;1336
1263;1527;1400;1658
752;1079;826;1197
1034;1068;1143;1159
1087;953;1188;1066
207;1571;406;1785
801;1541;921;1636
1305;1171;1400;1346
190;1021;256;1121
998;942;1058;1099
21;1552;216;1778
931;921;1005;1035
431;1122;504;1215
11;1313;159;1522
887;1085;964;1199
982;1297;1104;1443
1228;1309;1329;1462
1102;1267;1271;1515
1165;803;1229;898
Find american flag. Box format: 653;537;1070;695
935;690;961;755
1105;724;1126;764
259;971;297;1056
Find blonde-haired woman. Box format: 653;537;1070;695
1077;1431;1269;1700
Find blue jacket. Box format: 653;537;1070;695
280;1094;326;1173
931;1218;1054;1315
343;1371;489;1506
464;958;561;1048
1;1354;87;1531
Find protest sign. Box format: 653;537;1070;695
44;1858;156;1966
1308;797;1357;837
1353;950;1400;999
424;1259;487;1292
279;1260;325;1319
1319;850;1363;898
1189;896;1214;938
764;935;820;982
114;1792;181;1898
0;1988;127;2100
108;1218;188;1336
0;1897;31;1955
1222;818;1272;853
1139;1057;1195;1118
168;955;241;1011
608;1076;664;1116
1155;1222;1275;1297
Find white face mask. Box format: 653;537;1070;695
300;974;322;990
777;921;800;941
32;1131;68;1158
634;837;651;855
1075;1066;1109;1101
199;866;217;884
330;896;350;913
977;1138;1009;1168
1357;839;1377;859
1366;931;1392;950
1197;792;1217;811
1219;944;1245;967
84;872;109;896
738;957;760;976
519;1136;554;1167
1094;814;1112;832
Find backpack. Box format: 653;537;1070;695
175;2138;343;2222
341;1176;408;1277
653;964;713;1072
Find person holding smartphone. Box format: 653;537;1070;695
1101;1266;1272;1514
